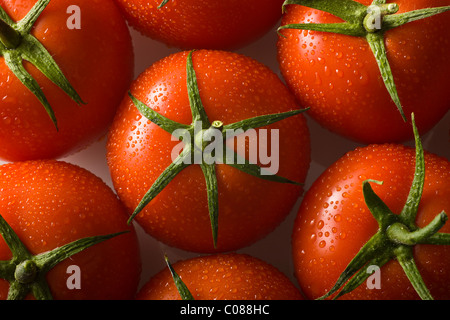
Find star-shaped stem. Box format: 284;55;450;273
278;0;450;122
317;113;450;300
0;213;126;300
127;50;307;248
0;0;86;130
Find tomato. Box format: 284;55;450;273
0;0;134;161
106;50;311;253
277;0;450;144
114;0;285;50
292;142;450;300
137;253;303;300
0;160;141;300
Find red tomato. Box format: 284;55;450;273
107;50;311;253
0;160;141;300
292;143;450;299
277;0;450;143
137;253;303;300
114;0;285;49
0;0;134;161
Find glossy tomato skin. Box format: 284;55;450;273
277;0;450;144
137;253;304;300
292;144;450;300
0;0;134;162
0;160;141;300
107;50;311;253
114;0;284;50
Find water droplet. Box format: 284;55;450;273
317;220;324;229
2;116;11;125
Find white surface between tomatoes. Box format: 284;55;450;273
0;24;449;290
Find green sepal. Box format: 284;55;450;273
15;0;50;33
20;34;85;105
282;0;367;22
0;212;31;262
366;32;405;121
129;50;305;249
186;50;209;126
158;0;170;9
223;146;301;185
34;231;129;274
223;108;308;135
362;179;396;229
394;245;433;300
165;255;194;300
0;211;128;300
316;113;450;300
0;6;14;26
129;92;191;138
0;0;85;130
399;113;424;228
383;6;450;30
280;0;450;123
128;147;192;224
278;22;366;37
317;232;389;300
332;253;391;300
200;163;219;248
0;18;20;48
2;49;58;129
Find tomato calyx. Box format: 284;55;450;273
0;0;86;130
0;213;127;300
318;113;450;300
278;0;450;123
127;50;307;248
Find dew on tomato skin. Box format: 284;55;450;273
2;116;11;125
317;220;324;230
318;240;326;248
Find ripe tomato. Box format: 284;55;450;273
137;253;303;300
114;0;285;49
277;0;450;143
107;50;311;253
0;160;141;300
0;0;134;161
292;143;450;300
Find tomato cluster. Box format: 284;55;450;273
0;0;448;301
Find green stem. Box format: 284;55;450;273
387;212;448;246
14;260;38;284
